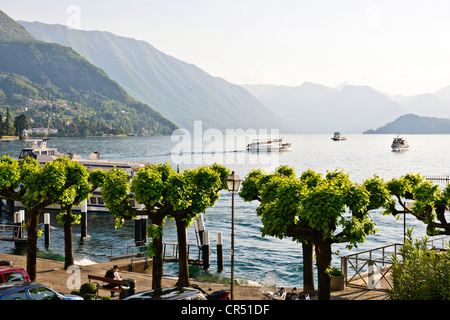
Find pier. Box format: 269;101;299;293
0;224;26;244
162;242;204;266
426;175;450;183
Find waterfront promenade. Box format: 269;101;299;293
0;253;388;300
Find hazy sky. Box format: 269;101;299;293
2;0;450;96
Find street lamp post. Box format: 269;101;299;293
225;171;241;300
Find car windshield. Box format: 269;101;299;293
3;289;27;300
3;272;25;283
29;287;60;300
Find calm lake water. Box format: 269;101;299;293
1;133;449;287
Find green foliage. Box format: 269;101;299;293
147;223;165;258
389;229;450;300
0;155;20;190
362;175;390;211
131;165;166;208
328;267;344;277
384;173;450;236
98;162;230;230
96;167;132;228
80;282;97;300
0;10;35;41
56;210;81;225
240;166;385;248
238;168;266;202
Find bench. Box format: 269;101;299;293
88;275;122;296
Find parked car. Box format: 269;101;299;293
0;282;83;300
0;264;31;283
123;286;207;300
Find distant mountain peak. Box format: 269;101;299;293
0;10;35;41
364;113;450;134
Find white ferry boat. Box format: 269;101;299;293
19;139;151;173
331;132;347;141
391;136;409;152
14;139;151;213
246;137;291;152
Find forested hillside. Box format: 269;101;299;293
0;10;177;137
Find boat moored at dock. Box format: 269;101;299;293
14;139;152;213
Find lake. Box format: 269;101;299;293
0;133;449;287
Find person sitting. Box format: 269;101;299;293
104;265;122;297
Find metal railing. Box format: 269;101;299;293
0;224;26;242
162;242;203;265
425;235;450;251
341;243;402;290
108;242;204;266
341;236;450;290
109;244;147;261
425;175;450;182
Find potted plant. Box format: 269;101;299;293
329;267;345;291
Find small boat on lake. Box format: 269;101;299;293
391;136;409;152
246;137;291;152
331;132;346;141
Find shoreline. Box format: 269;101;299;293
0;252;389;300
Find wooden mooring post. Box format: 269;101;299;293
135;216;147;245
80;200;88;240
216;232;223;272
202;231;210;270
44;213;50;246
197;213;205;245
6;199;14;214
14;210;24;239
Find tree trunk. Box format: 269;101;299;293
63;207;74;270
315;239;332;300
302;241;315;295
26;209;39;281
175;215;190;287
152;234;163;289
149;214;165;289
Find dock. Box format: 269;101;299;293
0;224;26;244
162;242;204;266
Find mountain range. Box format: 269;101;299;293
364;113;450;134
244;82;450;133
20;21;288;132
242;82;404;133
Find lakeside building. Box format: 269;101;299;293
28;128;58;135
